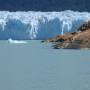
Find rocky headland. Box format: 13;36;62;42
42;20;90;49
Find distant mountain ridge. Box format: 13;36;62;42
0;0;89;11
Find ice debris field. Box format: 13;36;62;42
0;10;90;40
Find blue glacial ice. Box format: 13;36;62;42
0;10;90;40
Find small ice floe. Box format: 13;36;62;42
8;38;27;44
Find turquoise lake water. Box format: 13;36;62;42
0;40;90;90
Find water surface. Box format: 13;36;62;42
0;40;90;90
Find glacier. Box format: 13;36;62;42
0;10;90;40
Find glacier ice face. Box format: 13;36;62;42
0;10;90;40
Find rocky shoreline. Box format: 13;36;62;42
42;21;90;49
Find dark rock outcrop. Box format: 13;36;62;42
77;20;90;31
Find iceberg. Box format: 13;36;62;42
0;10;90;40
8;38;27;44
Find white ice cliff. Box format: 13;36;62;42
0;10;90;40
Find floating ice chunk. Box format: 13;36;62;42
8;38;27;44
